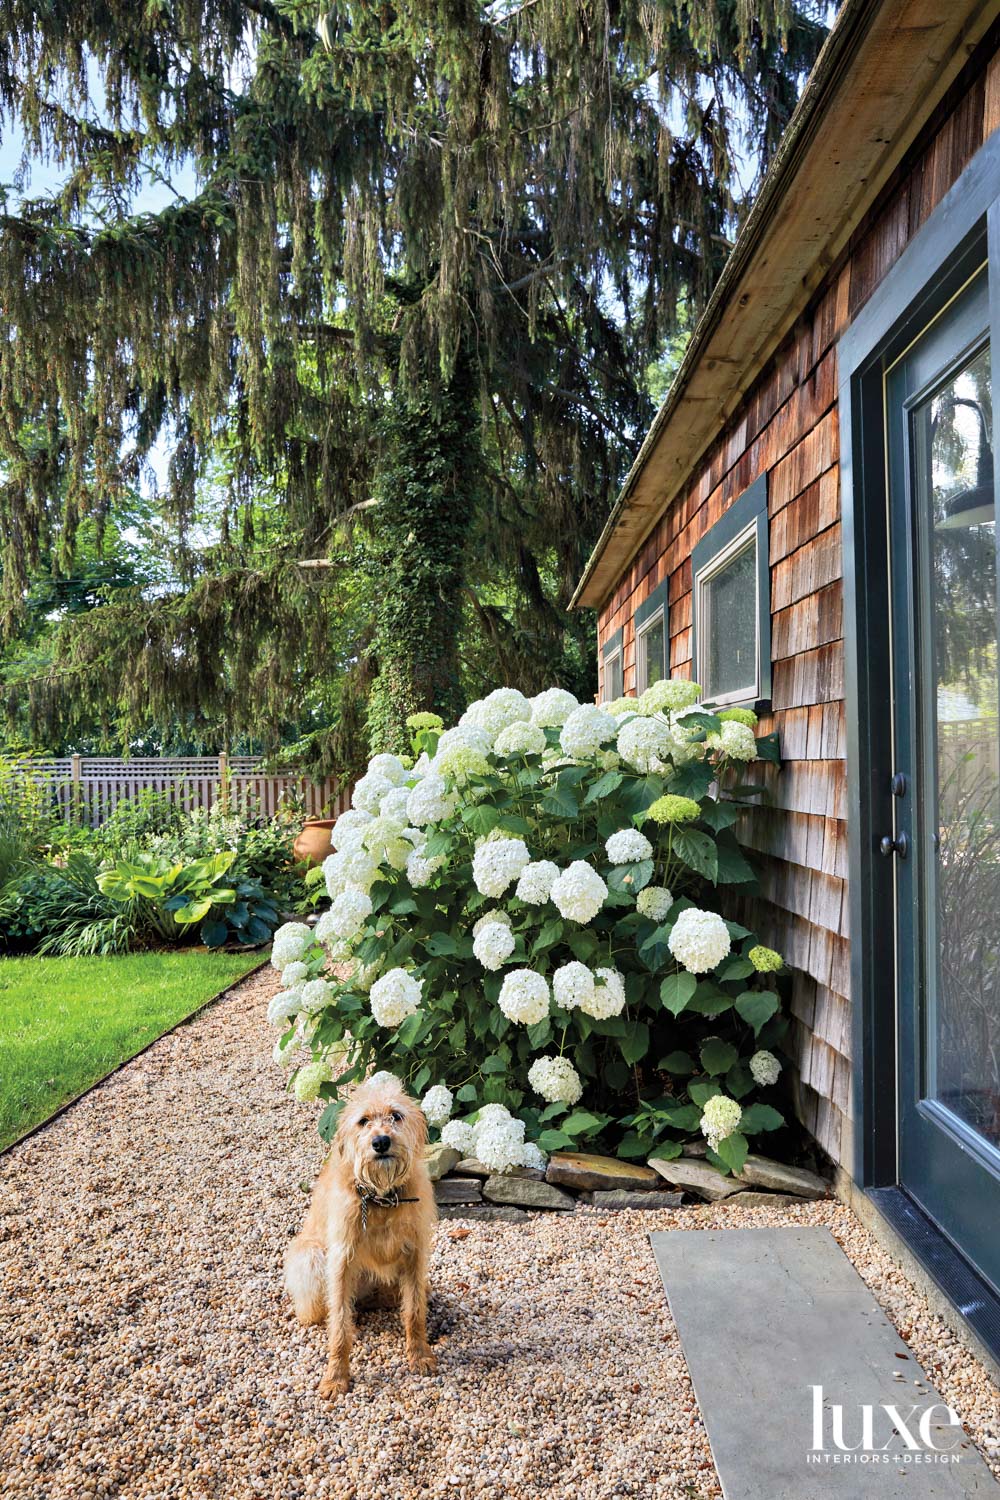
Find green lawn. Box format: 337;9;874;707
0;949;264;1152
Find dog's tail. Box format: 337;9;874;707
284;1238;327;1326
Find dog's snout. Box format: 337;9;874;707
372;1133;392;1156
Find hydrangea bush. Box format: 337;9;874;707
269;682;789;1177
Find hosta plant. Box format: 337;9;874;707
270;683;788;1178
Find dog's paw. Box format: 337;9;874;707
408;1349;438;1376
318;1370;350;1399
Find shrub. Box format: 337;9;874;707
0;853;139;955
270;683;788;1177
97;850;239;943
0;756;56;888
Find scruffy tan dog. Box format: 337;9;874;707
284;1076;437;1398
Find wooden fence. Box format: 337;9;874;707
24;755;349;827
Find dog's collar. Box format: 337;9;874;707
354;1181;419;1232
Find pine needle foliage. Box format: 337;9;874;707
0;0;830;756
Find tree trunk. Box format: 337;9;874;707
367;362;480;753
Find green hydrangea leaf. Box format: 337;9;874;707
715;1131;749;1176
739;1102;784;1133
735;989;780;1035
700;1037;738;1076
660;971;697;1016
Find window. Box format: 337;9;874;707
691;475;771;707
601;628;623;701
634;580;668;693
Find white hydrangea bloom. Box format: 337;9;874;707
377;785;413;825
708;720;758;762
498;968;550;1025
267;988;302;1026
605;827;653;864
406;774;457;828
605;696;640;716
598;749;622;770
406;848;445;888
552;960;595;1011
639;679;701;714
460;687;532;741
369;968;422;1028
472;837;531;898
294;1059;332;1103
435;723;493;757
471;1102;512;1134
331;807;374;852
473;909;513;936
473;920;516;971
271;921;313;970
515;859;560;905
440;1119;476;1155
559;703;617;758
299;978;333;1015
668;907;732;973
352;770;396;814
700;1093;743;1151
280;960;309;989
432;739;491;785
367;752;408;786
273;1037;296;1068
636;885;674;922
493;720;547;757
529;687;580;727
323;845;381;898
616;715;672;773
550;861;608;924
313;909;342;946
383;837;413;871
750;1049;782;1087
325;888;373;940
519;1141;548;1170
368;1070;404;1089
475;1116;527;1173
420;1084;454;1127
528;1054;583;1104
579;966;626;1020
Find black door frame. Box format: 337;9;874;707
839;129;1000;1356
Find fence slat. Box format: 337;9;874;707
17;755;346;828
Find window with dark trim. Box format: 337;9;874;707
601;627;623;701
691;475;772;708
634;580;668;693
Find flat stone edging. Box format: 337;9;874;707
0;956;270;1160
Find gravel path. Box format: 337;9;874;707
2;968;998;1500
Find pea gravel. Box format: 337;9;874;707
1;967;998;1499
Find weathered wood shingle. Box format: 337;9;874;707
595;68;1000;1167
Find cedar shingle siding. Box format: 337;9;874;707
596;51;1000;1166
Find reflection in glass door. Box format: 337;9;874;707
915;343;999;1148
888;268;1000;1291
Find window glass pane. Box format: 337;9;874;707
705;540;757;699
640;616;665;690
915;343;999;1145
605;653;623;700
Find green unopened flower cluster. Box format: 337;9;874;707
644;794;701;825
718;706;758;728
406;711;444;731
749;944;783;973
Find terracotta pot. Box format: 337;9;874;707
293;817;337;867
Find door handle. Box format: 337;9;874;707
879;832;910;858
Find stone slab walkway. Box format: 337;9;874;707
1;967;998;1500
652;1226;998;1497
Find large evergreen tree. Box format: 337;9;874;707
0;0;829;760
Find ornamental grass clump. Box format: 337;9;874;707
269;684;789;1177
